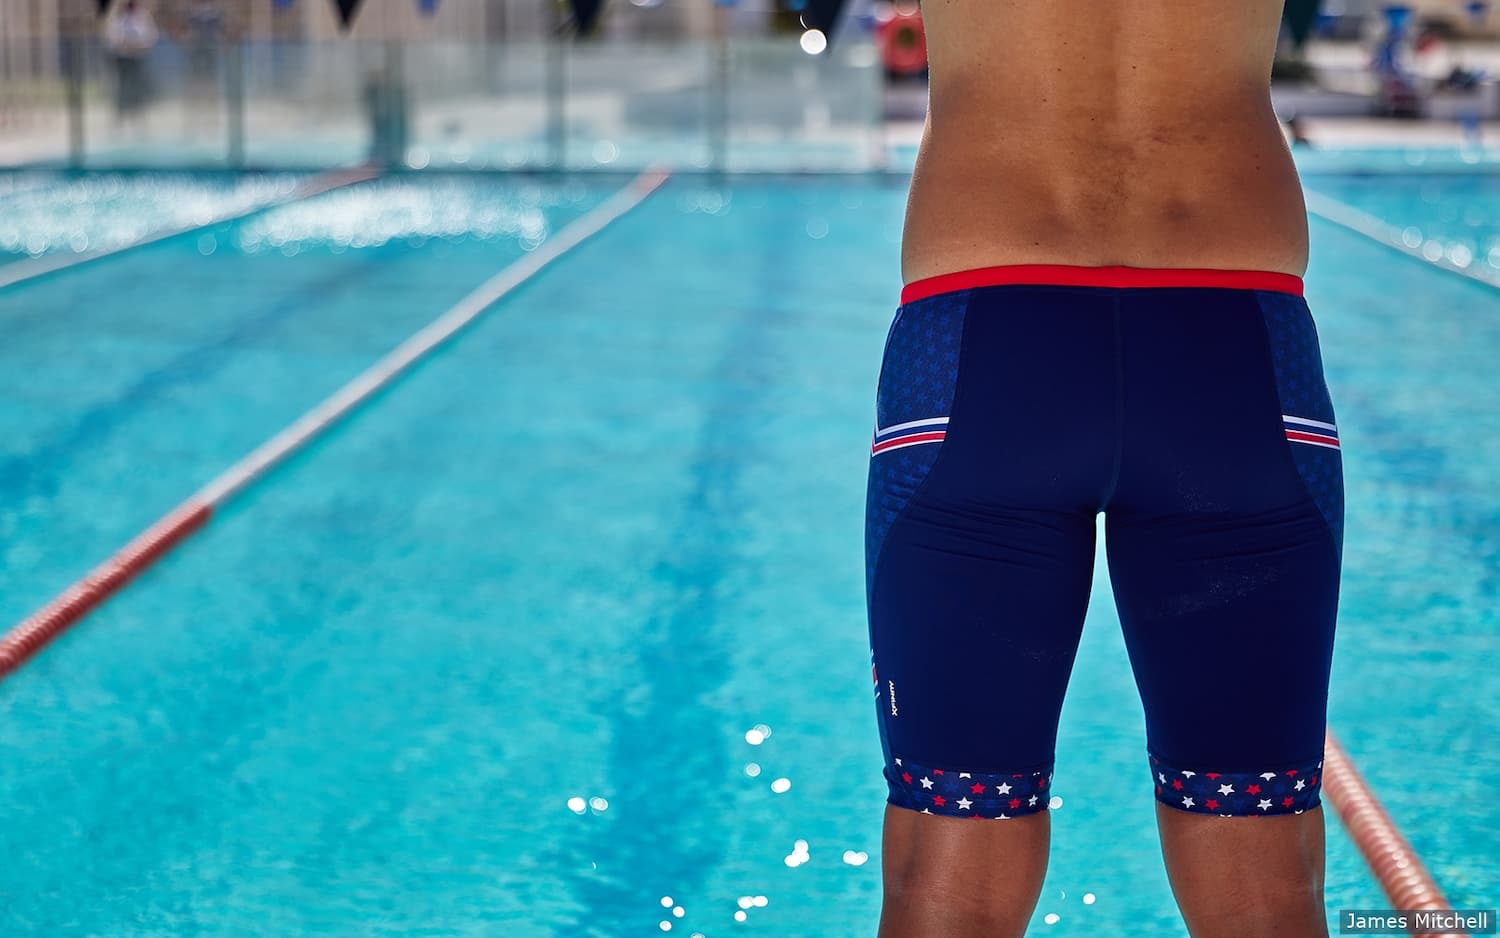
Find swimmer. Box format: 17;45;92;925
866;3;1339;937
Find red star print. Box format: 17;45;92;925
1012;774;1023;778
1282;797;1294;807
1309;775;1318;786
933;795;946;806
1285;770;1298;777
902;772;912;784
1205;773;1221;780
932;769;944;775
1156;785;1162;796
970;783;985;794
967;813;983;820
1038;776;1047;788
1205;799;1220;810
1246;784;1261;795
1171;779;1184;790
1009;798;1021;809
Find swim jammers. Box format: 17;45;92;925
865;265;1341;819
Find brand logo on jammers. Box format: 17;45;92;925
888;680;898;716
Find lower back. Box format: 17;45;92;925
902;0;1307;282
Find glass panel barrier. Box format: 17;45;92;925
0;33;887;173
79;36;232;168
728;37;883;173
0;32;68;167
240;39;374;169
562;38;715;172
403;40;552;171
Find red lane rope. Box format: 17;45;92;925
0;167;670;686
1322;731;1465;938
0;502;213;678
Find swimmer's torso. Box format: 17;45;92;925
902;0;1308;282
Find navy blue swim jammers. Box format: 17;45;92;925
865;264;1341;820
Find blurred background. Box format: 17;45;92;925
0;1;1496;936
0;0;1497;170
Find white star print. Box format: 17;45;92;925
959;772;971;778
1158;772;1167;784
957;797;973;810
1295;809;1305;815
1317;761;1322;769
1181;771;1195;778
1028;795;1038;806
1217;784;1234;796
922;808;932;814
920;777;934;789
1259;772;1276;780
996;782;1012;794
997;813;1009;819
1294;779;1305;791
1182;797;1194;808
895;758;902;766
1258;799;1272;811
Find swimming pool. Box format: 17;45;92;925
0;172;308;267
0;165;1493;934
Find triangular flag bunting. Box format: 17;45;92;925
805;0;848;36
569;0;604;35
332;0;365;29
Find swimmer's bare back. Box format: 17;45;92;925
902;0;1307;283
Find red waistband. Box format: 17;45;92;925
900;264;1305;305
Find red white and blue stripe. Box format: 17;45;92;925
1283;415;1339;450
872;417;948;456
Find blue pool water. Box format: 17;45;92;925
0;172;309;266
1303;170;1500;277
0;167;1494;935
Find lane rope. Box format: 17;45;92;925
1322;731;1466;938
0;167;669;682
1305;185;1476;935
0;166;380;291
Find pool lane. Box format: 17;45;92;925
0;176;609;629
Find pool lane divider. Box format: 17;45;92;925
1303;188;1500;294
0;167;670;682
1322;732;1466;938
0;166;381;291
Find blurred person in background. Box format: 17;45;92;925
867;1;1341;936
363;64;410;169
104;0;159;131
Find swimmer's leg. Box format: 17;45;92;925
1106;285;1342;938
1155;806;1328;938
878;807;1049;938
865;285;1114;937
